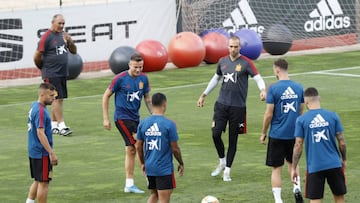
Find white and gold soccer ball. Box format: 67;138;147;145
201;195;220;203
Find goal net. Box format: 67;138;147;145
179;0;360;50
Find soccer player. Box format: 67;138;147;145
136;93;184;203
197;35;266;181
34;14;77;136
102;53;152;194
26;83;58;203
260;59;304;203
292;87;347;203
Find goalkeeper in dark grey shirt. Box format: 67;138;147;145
197;35;266;181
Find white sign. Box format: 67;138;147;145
0;0;177;70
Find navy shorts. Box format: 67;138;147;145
44;77;68;99
306;167;346;199
29;156;53;182
266;137;295;167
147;173;176;190
212;102;247;134
115;119;139;146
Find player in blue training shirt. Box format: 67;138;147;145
260;59;304;203
34;14;77;136
136;93;184;203
197;35;266;182
102;53;152;194
26;83;58;203
292;87;347;203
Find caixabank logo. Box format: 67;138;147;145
0;18;23;62
222;0;265;34
304;0;351;32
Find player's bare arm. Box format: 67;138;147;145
291;137;303;184
63;32;77;54
260;104;274;144
37;128;58;166
102;88;113;130
33;51;43;69
336;132;347;168
171;142;184;176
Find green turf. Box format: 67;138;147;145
0;51;359;203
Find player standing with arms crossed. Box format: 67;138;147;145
197;35;266;181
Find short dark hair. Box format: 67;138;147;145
39;82;56;91
304;87;319;97
274;58;288;71
130;53;143;62
152;93;167;107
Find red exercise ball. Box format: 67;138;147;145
168;32;206;68
202;32;229;64
136;40;168;72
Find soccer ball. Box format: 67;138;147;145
201;195;220;203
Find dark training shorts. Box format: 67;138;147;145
147;173;176;190
115;119;139;146
44;77;68;99
29;156;53;182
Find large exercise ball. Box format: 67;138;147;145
109;46;138;74
168;32;206;68
66;53;83;80
234;29;263;60
201;32;229;64
199;28;231;38
263;24;293;55
136;40;168;72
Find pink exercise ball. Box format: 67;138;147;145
136;40;168;72
168;32;206;68
202;32;229;64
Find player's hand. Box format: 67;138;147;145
197;95;205;107
260;90;266;101
103;119;111;130
178;164;184;176
62;32;72;43
50;151;58;166
291;169;298;185
141;164;146;176
260;133;267;144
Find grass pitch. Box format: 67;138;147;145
0;51;360;202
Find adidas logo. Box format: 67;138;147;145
309;114;329;128
222;0;265;34
145;123;162;136
304;0;351;32
280;86;298;100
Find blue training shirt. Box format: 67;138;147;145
295;109;343;173
27;102;53;158
109;71;150;122
267;80;304;140
137;115;179;176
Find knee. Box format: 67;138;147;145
126;145;136;155
212;128;223;139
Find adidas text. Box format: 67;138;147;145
304;15;351;32
145;131;162;136
310;121;329;128
281;94;298;100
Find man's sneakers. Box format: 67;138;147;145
59;127;72;136
124;185;145;194
211;164;225;177
52;127;72;136
294;189;304;203
223;171;232;182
